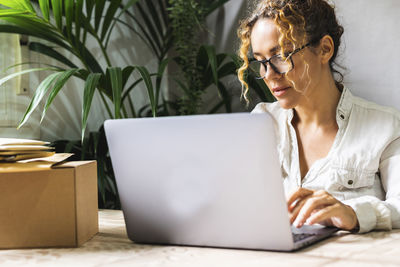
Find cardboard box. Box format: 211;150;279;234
0;160;98;249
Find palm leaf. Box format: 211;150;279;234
94;0;106;33
0;67;57;87
203;45;220;92
38;0;50;21
100;0;121;41
104;0;140;48
50;0;62;30
41;69;79;122
0;17;71;51
135;66;156;117
108;67;123;119
0;0;35;13
204;0;229;17
155;58;169;107
75;0;83;45
18;71;63;128
122;66;135;88
82;73;102;141
64;0;74;40
29;42;78;68
135;2;162;56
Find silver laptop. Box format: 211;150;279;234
104;113;337;251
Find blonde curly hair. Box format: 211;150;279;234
237;0;344;103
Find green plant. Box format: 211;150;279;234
0;0;164;136
0;0;166;209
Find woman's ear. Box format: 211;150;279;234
319;35;335;64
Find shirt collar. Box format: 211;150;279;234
336;86;353;125
286;86;353;125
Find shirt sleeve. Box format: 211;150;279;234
342;137;400;233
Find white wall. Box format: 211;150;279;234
332;0;400;109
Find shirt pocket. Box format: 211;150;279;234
328;167;376;200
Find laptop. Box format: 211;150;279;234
104;113;337;251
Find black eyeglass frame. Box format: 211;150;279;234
249;43;311;79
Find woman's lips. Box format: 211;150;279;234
272;86;290;97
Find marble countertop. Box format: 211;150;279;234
1;210;399;267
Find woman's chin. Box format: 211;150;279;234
277;99;297;110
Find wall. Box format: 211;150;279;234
332;0;400;109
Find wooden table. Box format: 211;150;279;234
1;210;399;266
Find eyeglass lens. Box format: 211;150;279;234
249;56;292;79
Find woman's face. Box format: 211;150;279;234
250;18;323;109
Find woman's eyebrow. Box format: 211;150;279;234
252;45;281;58
269;45;280;54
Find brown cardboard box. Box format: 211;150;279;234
0;160;98;249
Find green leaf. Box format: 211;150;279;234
217;61;236;78
0;9;30;16
104;0;140;48
155;58;169;107
136;2;162;57
122;66;135;88
75;0;83;44
0;17;70;51
0;67;57;87
38;0;50;21
204;0;229;17
196;45;209;70
64;0;74;40
217;81;231;113
18;71;63;128
41;69;79;122
82;73;102;141
29;42;77;68
135;66;156;117
203;45;219;90
100;0;121;41
94;0;106;33
108;67;123;119
51;0;62;30
0;0;35;13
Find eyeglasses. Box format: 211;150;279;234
249;43;311;79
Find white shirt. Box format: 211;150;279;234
251;88;400;233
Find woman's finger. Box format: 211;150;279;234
305;204;338;226
294;195;336;227
287;187;314;211
289;195;310;224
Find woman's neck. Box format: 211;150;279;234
293;77;341;127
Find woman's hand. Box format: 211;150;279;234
287;188;359;231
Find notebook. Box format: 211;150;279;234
104;113;337;251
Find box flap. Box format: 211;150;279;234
52;161;96;169
0;154;73;173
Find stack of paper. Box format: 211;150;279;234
0;138;55;162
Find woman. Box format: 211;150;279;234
237;0;400;233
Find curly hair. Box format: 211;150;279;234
237;0;344;102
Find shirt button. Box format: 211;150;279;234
347;180;354;185
340;114;345;120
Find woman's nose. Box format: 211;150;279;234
264;63;282;81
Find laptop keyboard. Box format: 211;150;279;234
292;233;316;242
